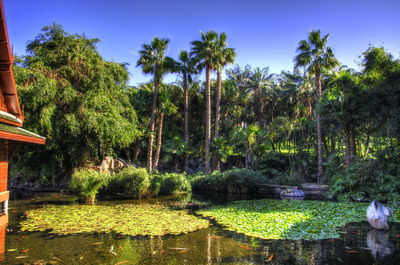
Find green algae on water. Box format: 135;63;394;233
197;199;399;240
20;204;209;236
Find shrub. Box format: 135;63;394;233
106;167;151;199
158;173;191;195
328;158;400;204
69;168;108;205
192;169;268;193
253;151;315;184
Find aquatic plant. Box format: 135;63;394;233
106;167;151;198
21;204;209;236
69;168;108;205
198;199;400;240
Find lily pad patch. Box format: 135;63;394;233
20;204;210;236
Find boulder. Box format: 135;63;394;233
366;200;393;230
280;188;305;198
98;156;127;173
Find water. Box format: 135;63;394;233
1;191;400;264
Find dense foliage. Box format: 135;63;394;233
69;168;108;204
11;24;400;202
192;168;267;193
70;167;192;203
13;24;139;183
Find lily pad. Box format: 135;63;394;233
20;204;209;236
197;199;399;240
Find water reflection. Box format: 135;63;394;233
1;192;400;264
367;229;395;260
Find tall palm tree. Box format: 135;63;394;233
175;51;198;173
213;34;236;171
190;31;219;173
294;30;338;181
153;84;178;171
137;37;175;172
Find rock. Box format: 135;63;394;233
280;188;305;197
366;200;393;230
98;156;127;173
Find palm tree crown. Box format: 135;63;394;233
294;30;338;75
137;37;175;80
190;31;219;70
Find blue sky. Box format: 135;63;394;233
6;0;400;85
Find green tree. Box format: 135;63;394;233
294;30;339;181
175;51;198;172
213;33;236;171
153;84;179;171
191;31;220;173
137;37;175;172
14;24;139;182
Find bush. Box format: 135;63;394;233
253;152;315;185
328;158;400;204
151;173;191;195
192;168;267;193
106;167;151;199
69;168;108;204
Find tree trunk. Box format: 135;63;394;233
315;66;324;181
183;72;190;173
212;69;222;171
205;66;211;173
147;78;159;172
350;126;356;157
343;125;352;167
133;146;140;162
153;111;164;171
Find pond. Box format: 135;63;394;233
1;191;400;264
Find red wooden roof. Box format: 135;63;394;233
0;0;24;127
0;0;44;145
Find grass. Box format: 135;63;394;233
197;199;400;240
20;204;209;236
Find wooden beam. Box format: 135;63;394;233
0;130;45;144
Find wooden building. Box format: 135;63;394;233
0;0;45;255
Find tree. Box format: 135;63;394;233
294;30;338;181
14;24;139;182
175;51;198;173
191;31;219;173
137;37;175;172
153;84;178;171
213;33;236;171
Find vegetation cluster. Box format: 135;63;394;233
11;23;400;204
69;167;191;204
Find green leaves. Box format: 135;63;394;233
14;24;140;182
198;199;400;240
21;204;209;236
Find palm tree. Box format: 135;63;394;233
153;84;178;171
137;37;175;172
213;33;236;171
190;31;219;173
175;51;198;173
294;30;338;181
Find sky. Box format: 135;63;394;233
5;0;400;86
